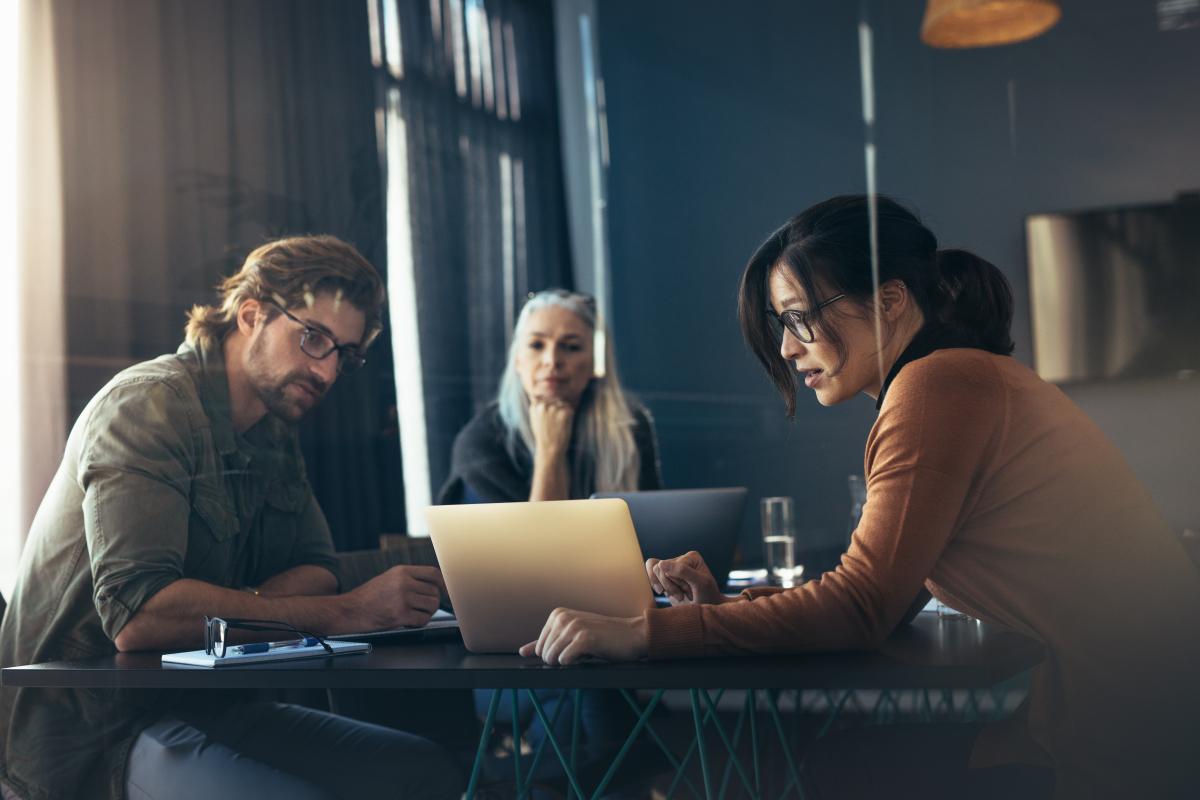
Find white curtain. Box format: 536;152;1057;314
5;0;68;598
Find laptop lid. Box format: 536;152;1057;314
589;487;749;590
425;499;655;653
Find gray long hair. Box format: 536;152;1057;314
497;289;641;494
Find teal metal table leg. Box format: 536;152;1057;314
526;690;589;800
749;690;761;799
570;690;582;800
716;691;752;799
765;690;805;800
521;691;572;799
523;687;665;800
698;689;757;798
815;690;851;739
618;690;702;800
589;689;665;799
990;687;1008;721
512;690;524;796
467;689;503;799
690;689;714;799
966;689;983;721
665;689;726;798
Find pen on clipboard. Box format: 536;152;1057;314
232;636;321;655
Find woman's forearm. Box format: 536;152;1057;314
529;448;570;501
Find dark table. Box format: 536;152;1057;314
1;612;1041;691
1;613;1044;799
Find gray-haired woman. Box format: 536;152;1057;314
438;288;661;504
437;289;665;790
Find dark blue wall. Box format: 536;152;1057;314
596;0;1200;565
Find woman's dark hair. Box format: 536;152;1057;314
737;194;1014;417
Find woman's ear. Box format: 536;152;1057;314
877;280;909;321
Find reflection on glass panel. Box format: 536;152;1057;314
382;0;405;78
499;151;515;341
504;21;521;120
1027;198;1200;383
857;15;885;385
1157;0;1200;31
464;0;483;106
384;85;430;528
491;16;509;119
367;0;383;67
449;0;467;98
375;0;571;520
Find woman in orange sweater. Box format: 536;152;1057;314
521;195;1200;799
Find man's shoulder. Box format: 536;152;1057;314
80;350;207;433
103;348;196;388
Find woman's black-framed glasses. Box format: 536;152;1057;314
771;293;848;344
203;616;332;658
266;300;366;374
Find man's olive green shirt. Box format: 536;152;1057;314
0;341;339;800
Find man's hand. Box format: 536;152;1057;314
344;565;446;631
112;566;447;653
518;608;647;665
529;399;575;459
646;551;728;606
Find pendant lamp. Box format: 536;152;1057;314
921;0;1062;48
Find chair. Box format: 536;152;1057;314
334;536;438;592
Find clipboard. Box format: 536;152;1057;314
162;639;371;668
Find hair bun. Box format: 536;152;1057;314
934;249;1015;355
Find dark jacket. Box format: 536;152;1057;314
437;402;662;504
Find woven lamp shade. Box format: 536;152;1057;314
921;0;1061;48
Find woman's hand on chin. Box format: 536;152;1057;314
530;398;575;459
519;608;648;665
646;551;729;606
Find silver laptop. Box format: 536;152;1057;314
425;499;655;653
590;488;749;590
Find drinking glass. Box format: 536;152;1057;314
760;496;796;587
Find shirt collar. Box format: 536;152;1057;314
875;324;981;410
180;338;291;457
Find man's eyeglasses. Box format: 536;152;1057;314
203;616;332;658
770;293;848;344
267;300;366;374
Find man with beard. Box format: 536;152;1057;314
0;236;463;800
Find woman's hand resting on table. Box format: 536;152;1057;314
646;551;732;606
519;609;648;665
518;552;733;666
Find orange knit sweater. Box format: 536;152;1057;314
645;349;1200;798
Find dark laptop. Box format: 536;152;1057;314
589;487;749;591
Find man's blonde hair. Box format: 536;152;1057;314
185;235;385;349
